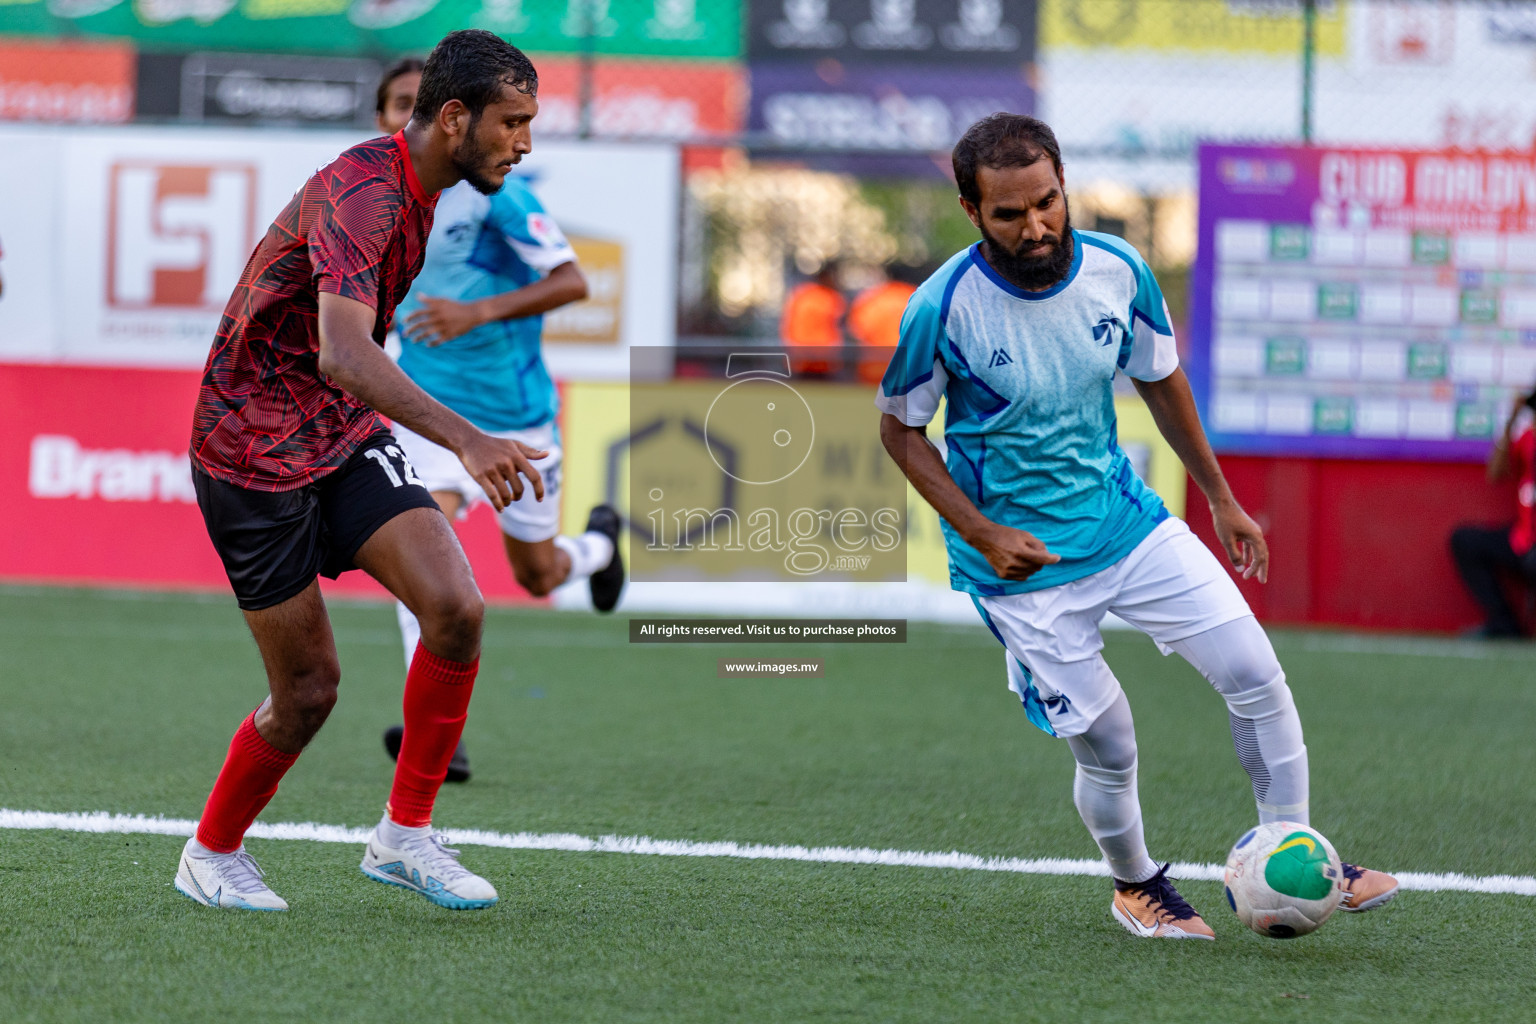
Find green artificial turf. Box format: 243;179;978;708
1;585;1533;1023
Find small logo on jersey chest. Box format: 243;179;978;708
1094;316;1126;346
988;348;1013;368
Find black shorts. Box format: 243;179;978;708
194;433;441;611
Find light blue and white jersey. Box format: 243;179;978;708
396;178;578;432
876;230;1180;596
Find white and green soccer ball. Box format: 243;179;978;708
1224;821;1342;939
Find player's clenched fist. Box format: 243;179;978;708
458;432;547;511
972;522;1061;581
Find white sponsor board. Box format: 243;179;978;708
1044;0;1536;191
0;124;678;377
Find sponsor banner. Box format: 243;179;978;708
0;370;1182;604
0;362;543;602
1191;142;1536;461
1045;2;1536;164
747;0;1036;65
0;39;135;124
0;124;678;378
133;51;384;127
747;61;1032;165
3;0;741;59
531;57;746;139
132;52;743;138
1041;0;1347;56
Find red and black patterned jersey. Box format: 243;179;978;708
191;131;437;491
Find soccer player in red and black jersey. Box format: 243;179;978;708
175;31;546;912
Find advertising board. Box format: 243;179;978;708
747;0;1036;65
1191;142;1536;460
132;51;385;128
1;0;741;59
747;60;1031;175
0;39;136;124
0;124;678;378
0;363;543;602
1043;2;1536;173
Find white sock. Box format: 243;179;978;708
1074;761;1159;884
1167;617;1310;826
554;531;614;580
1225;680;1310;825
378;812;431;845
1064;690;1159;884
186;837;231;860
395;601;421;673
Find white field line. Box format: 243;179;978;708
3;808;1533;897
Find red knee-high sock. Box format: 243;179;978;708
387;644;478;827
195;712;300;853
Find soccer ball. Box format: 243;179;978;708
1223;821;1342;939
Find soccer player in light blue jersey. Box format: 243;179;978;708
878;114;1397;939
374;67;624;782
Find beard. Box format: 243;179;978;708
981;207;1074;292
452;115;505;196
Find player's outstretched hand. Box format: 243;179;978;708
1213;500;1269;583
974;523;1061;581
405;296;484;347
458;432;547;511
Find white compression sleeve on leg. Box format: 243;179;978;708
554;532;614;581
1066;692;1159;885
395;600;421;673
1167;616;1310;825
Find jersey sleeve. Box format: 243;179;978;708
874;291;949;427
1119;254;1179;382
309;176;400;310
491;188;578;274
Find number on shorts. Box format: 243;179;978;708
365;446;426;489
385;445;426;487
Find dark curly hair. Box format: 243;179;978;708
952;113;1063;207
412;29;538;127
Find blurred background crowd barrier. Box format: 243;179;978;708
2;0;1534;630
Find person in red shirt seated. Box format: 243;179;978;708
1450;391;1536;638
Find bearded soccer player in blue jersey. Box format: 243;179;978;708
878;114;1398;939
373;65;623;783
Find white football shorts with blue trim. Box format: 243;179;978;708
973;517;1252;738
391;419;563;543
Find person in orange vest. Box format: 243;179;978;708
848;264;919;383
780;264;845;377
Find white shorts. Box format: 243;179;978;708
973;517;1252;739
391;420;563;543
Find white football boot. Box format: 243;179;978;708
173;837;289;911
360;817;498;910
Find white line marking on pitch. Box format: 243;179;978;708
4;809;1532;898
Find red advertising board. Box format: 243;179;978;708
0;363;541;605
530;57;745;139
0;40;135;124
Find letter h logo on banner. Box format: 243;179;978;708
106;163;257;310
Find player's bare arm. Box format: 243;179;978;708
317;291;546;509
1132;367;1268;583
406;260;588;346
879;412;1060;581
